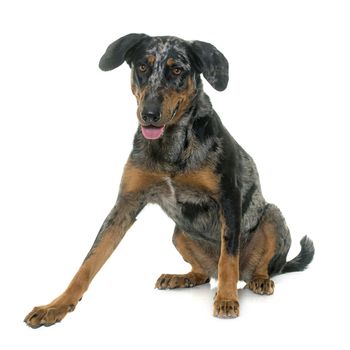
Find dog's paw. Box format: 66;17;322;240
245;278;275;295
213;297;239;318
24;303;75;328
155;272;209;289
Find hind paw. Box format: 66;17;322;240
246;278;275;295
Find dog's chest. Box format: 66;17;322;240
150;176;221;242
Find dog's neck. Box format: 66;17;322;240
130;89;218;173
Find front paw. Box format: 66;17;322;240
24;303;75;328
155;272;209;289
213;297;239;318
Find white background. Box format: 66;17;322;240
1;0;349;349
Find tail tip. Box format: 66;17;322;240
281;235;315;274
300;235;315;260
297;235;315;271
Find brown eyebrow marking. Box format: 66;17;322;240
166;57;175;66
147;55;156;65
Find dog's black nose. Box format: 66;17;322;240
142;111;161;124
142;94;162;124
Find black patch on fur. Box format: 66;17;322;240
210;141;219;153
215;120;242;255
242;184;257;215
221;190;241;255
192;116;215;143
182;202;210;221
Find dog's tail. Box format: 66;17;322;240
281;235;315;274
269;235;315;276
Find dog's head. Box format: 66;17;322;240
99;34;228;140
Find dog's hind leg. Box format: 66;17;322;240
240;204;291;295
155;227;218;289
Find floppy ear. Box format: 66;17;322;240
190;41;229;91
99;33;149;71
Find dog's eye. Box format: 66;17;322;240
172;67;183;76
138;64;148;73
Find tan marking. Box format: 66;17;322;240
24;163;147;328
121;161;166;194
155;228;218;289
240;219;277;281
122;162;219;196
217;253;239;300
213;214;240;318
162;77;196;125
24;201;136;328
246;278;275;295
147;55;156;65
166;57;175;66
155;272;209;289
131;84;149;124
131;84;147;106
173;167;220;196
173;230;216;275
131;74;196;126
253;223;276;278
61;225;130;302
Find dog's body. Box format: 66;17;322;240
25;34;314;327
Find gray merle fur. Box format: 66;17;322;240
99;33;314;277
24;34;315;328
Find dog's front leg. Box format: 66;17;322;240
24;188;144;328
214;187;241;318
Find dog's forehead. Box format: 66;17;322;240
144;36;189;60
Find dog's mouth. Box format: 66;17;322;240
140;101;181;140
141;125;165;140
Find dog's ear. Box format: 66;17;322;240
189;41;229;91
99;33;149;71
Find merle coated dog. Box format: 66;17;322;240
25;33;314;327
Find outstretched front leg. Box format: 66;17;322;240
24;195;143;328
213;187;241;318
24;161;148;328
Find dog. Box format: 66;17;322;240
24;33;314;327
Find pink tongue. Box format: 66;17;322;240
141;125;165;140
